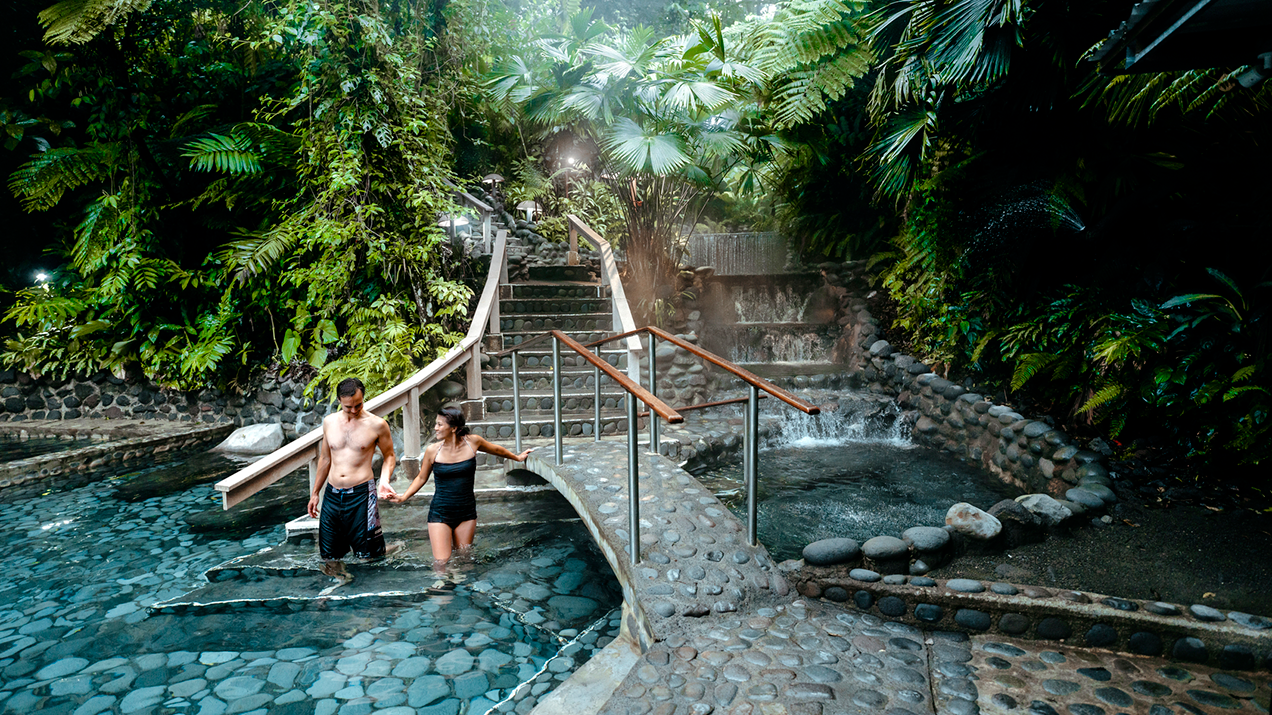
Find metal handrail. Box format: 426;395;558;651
585;324;819;546
497;329;682;565
214;229;510;510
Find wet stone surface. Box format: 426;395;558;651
0;453;626;715
967;635;1272;714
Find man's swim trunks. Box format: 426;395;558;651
319;481;386;560
428;457;478;527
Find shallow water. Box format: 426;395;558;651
697;402;1019;561
0;433;95;462
0;456;622;714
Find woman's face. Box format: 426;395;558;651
433;416;452;441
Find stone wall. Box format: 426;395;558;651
0;422;234;492
0;369;329;441
820;263;1112;500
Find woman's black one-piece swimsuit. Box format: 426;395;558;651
428;457;478;527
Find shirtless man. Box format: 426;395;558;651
308;377;400;584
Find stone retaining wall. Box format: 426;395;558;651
0;369;327;440
820;261;1113;502
782;563;1272;672
0;422;234;491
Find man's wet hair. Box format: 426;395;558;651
337;377;365;399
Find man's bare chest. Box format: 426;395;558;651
327;421;378;454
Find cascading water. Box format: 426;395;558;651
727;329;835;364
767;398;911;448
731;284;814;323
698;394;1017;558
685;232;788;276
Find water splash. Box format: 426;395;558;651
766;399;912;449
728;329;832;363
731;284;814;323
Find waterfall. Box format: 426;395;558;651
686;232;788;275
763;400;912;449
731;284;815;323
727;328;833;363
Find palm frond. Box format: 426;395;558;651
183;133;262;174
38;0;153;45
8;145;115;211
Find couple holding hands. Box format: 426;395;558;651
308;378;533;578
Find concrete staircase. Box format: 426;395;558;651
453;239;646;473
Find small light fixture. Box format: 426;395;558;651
567;156;576;165
35;271;48;282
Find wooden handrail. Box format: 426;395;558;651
637;393;767;418
545;330;683;424
492;331;556;358
586;326;820;416
215;230;510;509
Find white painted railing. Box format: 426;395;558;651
214;229;508;509
568;215;643;384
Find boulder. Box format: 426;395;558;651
1015;494;1072;526
945;503;1002;541
902;526;950;553
212;423;285;455
987;499;1045;547
802;538;861;566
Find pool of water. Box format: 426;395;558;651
0;457;623;714
695;401;1019;561
0;433;95;462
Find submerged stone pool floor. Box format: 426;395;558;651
0;437;1267;715
0;462;624;715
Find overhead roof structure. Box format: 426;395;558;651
1091;0;1272;75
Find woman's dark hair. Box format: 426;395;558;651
439;406;471;438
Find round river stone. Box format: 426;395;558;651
862;536;908;560
902;526;949;552
803;538;860;566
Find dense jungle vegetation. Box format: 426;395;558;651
1;0;1268;488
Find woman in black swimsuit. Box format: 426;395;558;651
389;407;533;565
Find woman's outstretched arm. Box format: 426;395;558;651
471;435;534;462
391;444;438;502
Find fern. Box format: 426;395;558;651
183;133;262;174
38;0;154;45
8;146;115;211
1077;383;1123;414
1010;352;1058;391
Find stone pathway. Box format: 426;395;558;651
522;441;1271;715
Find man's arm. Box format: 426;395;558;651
308;425;332;518
376;418;397;498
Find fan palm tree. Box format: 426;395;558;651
487;11;772;319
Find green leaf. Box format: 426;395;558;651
281;329;300;363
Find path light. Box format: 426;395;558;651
481;173;505;185
437;213;470;240
35;271;48;283
515;200;543;222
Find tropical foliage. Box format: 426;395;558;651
2;0;475;395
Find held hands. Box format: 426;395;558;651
377;481;398;500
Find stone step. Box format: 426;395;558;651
501;330;612;349
481;391;632;416
501;283;608;300
481;369;627;393
499;297;612;315
487;347;628;370
527;265;594;282
462;413;649;442
497;314;613;334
